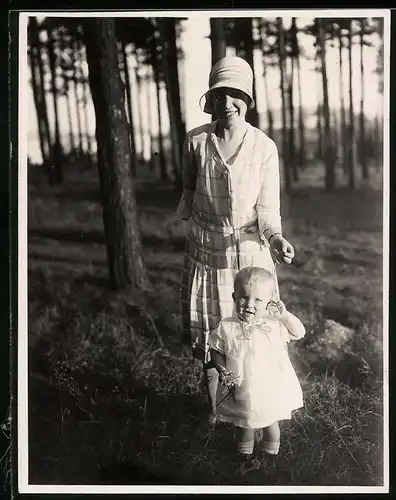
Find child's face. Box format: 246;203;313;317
233;279;273;323
212;87;249;125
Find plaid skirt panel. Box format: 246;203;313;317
180;219;279;363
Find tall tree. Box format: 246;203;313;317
359;18;368;180
72;39;84;157
234;18;259;128
135;49;146;162
259;19;275;138
210;18;227;123
277;17;291;190
337;23;348;173
84;18;148;291
29;17;52;168
120;41;137;176
317;19;335;191
151;34;168;182
45;24;63;183
58;27;76;157
28;42;49;166
347;19;357;189
210;18;226;65
287;20;298;182
145;61;155;171
291;18;306;167
315;40;324;160
158;18;185;189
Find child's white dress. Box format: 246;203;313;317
208;316;304;429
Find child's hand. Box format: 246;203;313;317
218;369;239;388
266;300;288;320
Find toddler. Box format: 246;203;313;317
209;266;305;457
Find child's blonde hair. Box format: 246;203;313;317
234;266;275;295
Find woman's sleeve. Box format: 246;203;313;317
208;322;227;355
176;135;197;220
256;141;282;242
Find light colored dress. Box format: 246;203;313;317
208;316;304;429
177;121;282;363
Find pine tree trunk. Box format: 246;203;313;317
294;25;306;167
338;27;348;176
316;44;324;160
259;20;274;138
152;55;168;182
46;26;63;183
288;55;298;182
121;41;136;176
235;18;259;128
145;63;155;171
82;75;93;163
135;53;146;162
84;18;147;291
359;21;368;180
72;40;84;157
210;18;226;65
30;18;52;169
59;30;76;157
347;21;357;189
159;18;185;190
28;44;49;165
262;61;274;138
210;18;227;122
278;17;291;190
317;19;335;192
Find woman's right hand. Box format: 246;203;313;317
269;234;295;264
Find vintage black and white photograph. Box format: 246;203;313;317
17;9;389;494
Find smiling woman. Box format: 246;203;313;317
177;55;296;429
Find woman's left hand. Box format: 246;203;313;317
269;234;295;264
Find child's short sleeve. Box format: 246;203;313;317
208;321;227;354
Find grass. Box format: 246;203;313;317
27;160;384;486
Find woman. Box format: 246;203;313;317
177;56;295;425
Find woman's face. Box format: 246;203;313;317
211;87;250;126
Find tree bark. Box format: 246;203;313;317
135;51;146;162
259;20;274;138
317;19;335;192
210;18;226;66
338;26;347;174
152;50;168;182
159;18;185;190
287;54;298;182
145;62;155;171
315;43;324;160
235;18;259;128
28;43;49;166
29;18;52;168
59;29;76;157
291;17;306;167
359;20;368;180
84;18;148;291
277;17;291;190
72;39;84;157
121;41;137;176
46;26;63;183
347;20;357;189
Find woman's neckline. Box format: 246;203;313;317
210;121;250;166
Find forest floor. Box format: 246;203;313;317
27;159;385;487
